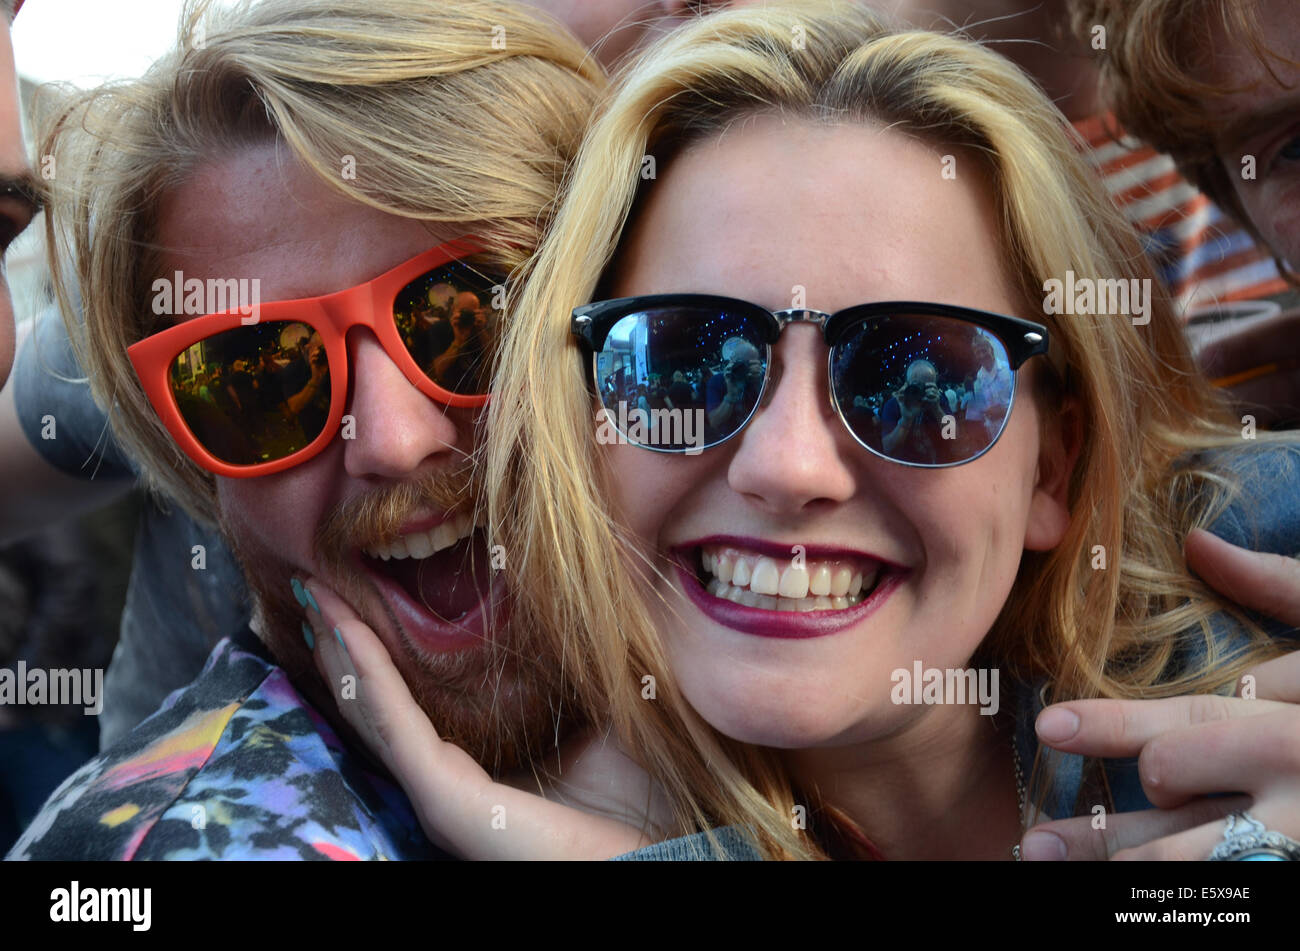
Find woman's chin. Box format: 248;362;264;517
690;696;866;750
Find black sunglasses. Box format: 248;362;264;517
572;295;1050;467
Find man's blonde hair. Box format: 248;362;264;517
489;0;1297;858
40;0;603;523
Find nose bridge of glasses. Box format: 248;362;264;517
754;315;837;414
771;309;831;334
318;282;380;334
316;283;406;378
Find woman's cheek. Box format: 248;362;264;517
603;442;683;547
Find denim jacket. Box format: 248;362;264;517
616;442;1300;860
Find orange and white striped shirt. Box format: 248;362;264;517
1073;113;1288;316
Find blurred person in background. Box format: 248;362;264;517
897;1;1299;428
1073;0;1300;425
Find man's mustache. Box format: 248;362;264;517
314;461;479;567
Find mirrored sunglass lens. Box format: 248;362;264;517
167;320;331;466
394;261;502;396
831;313;1013;465
594;305;766;451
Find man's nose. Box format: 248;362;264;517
342;331;464;481
725;326;857;513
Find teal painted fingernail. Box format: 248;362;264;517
302;584;321;615
301;621;315;650
334;626;349;657
290;577;307;608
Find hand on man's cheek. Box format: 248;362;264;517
216;454;348;671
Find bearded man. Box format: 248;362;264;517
8;0;603;860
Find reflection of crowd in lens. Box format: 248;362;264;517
612;369;709;414
596;313;779;449
394;276;495;395
841;328;1014;465
171;273;501;469
170;324;330;464
599;353;730;448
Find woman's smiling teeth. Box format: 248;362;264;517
363;512;477;561
699;545;878;611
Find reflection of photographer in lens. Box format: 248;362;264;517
407;289;453;375
432;290;487;391
881;359;952;462
706;336;762;431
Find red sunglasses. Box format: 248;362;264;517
128;237;501;478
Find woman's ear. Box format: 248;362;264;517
1023;393;1083;551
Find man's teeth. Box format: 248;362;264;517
364;512;476;561
700;547;877;611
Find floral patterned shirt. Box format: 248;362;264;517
7;629;445;860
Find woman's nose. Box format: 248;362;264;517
725;325;857;513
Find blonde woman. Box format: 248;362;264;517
302;1;1300;860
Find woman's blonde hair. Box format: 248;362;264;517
40;0;603;524
489;0;1297;858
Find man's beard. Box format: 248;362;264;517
223;463;577;776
